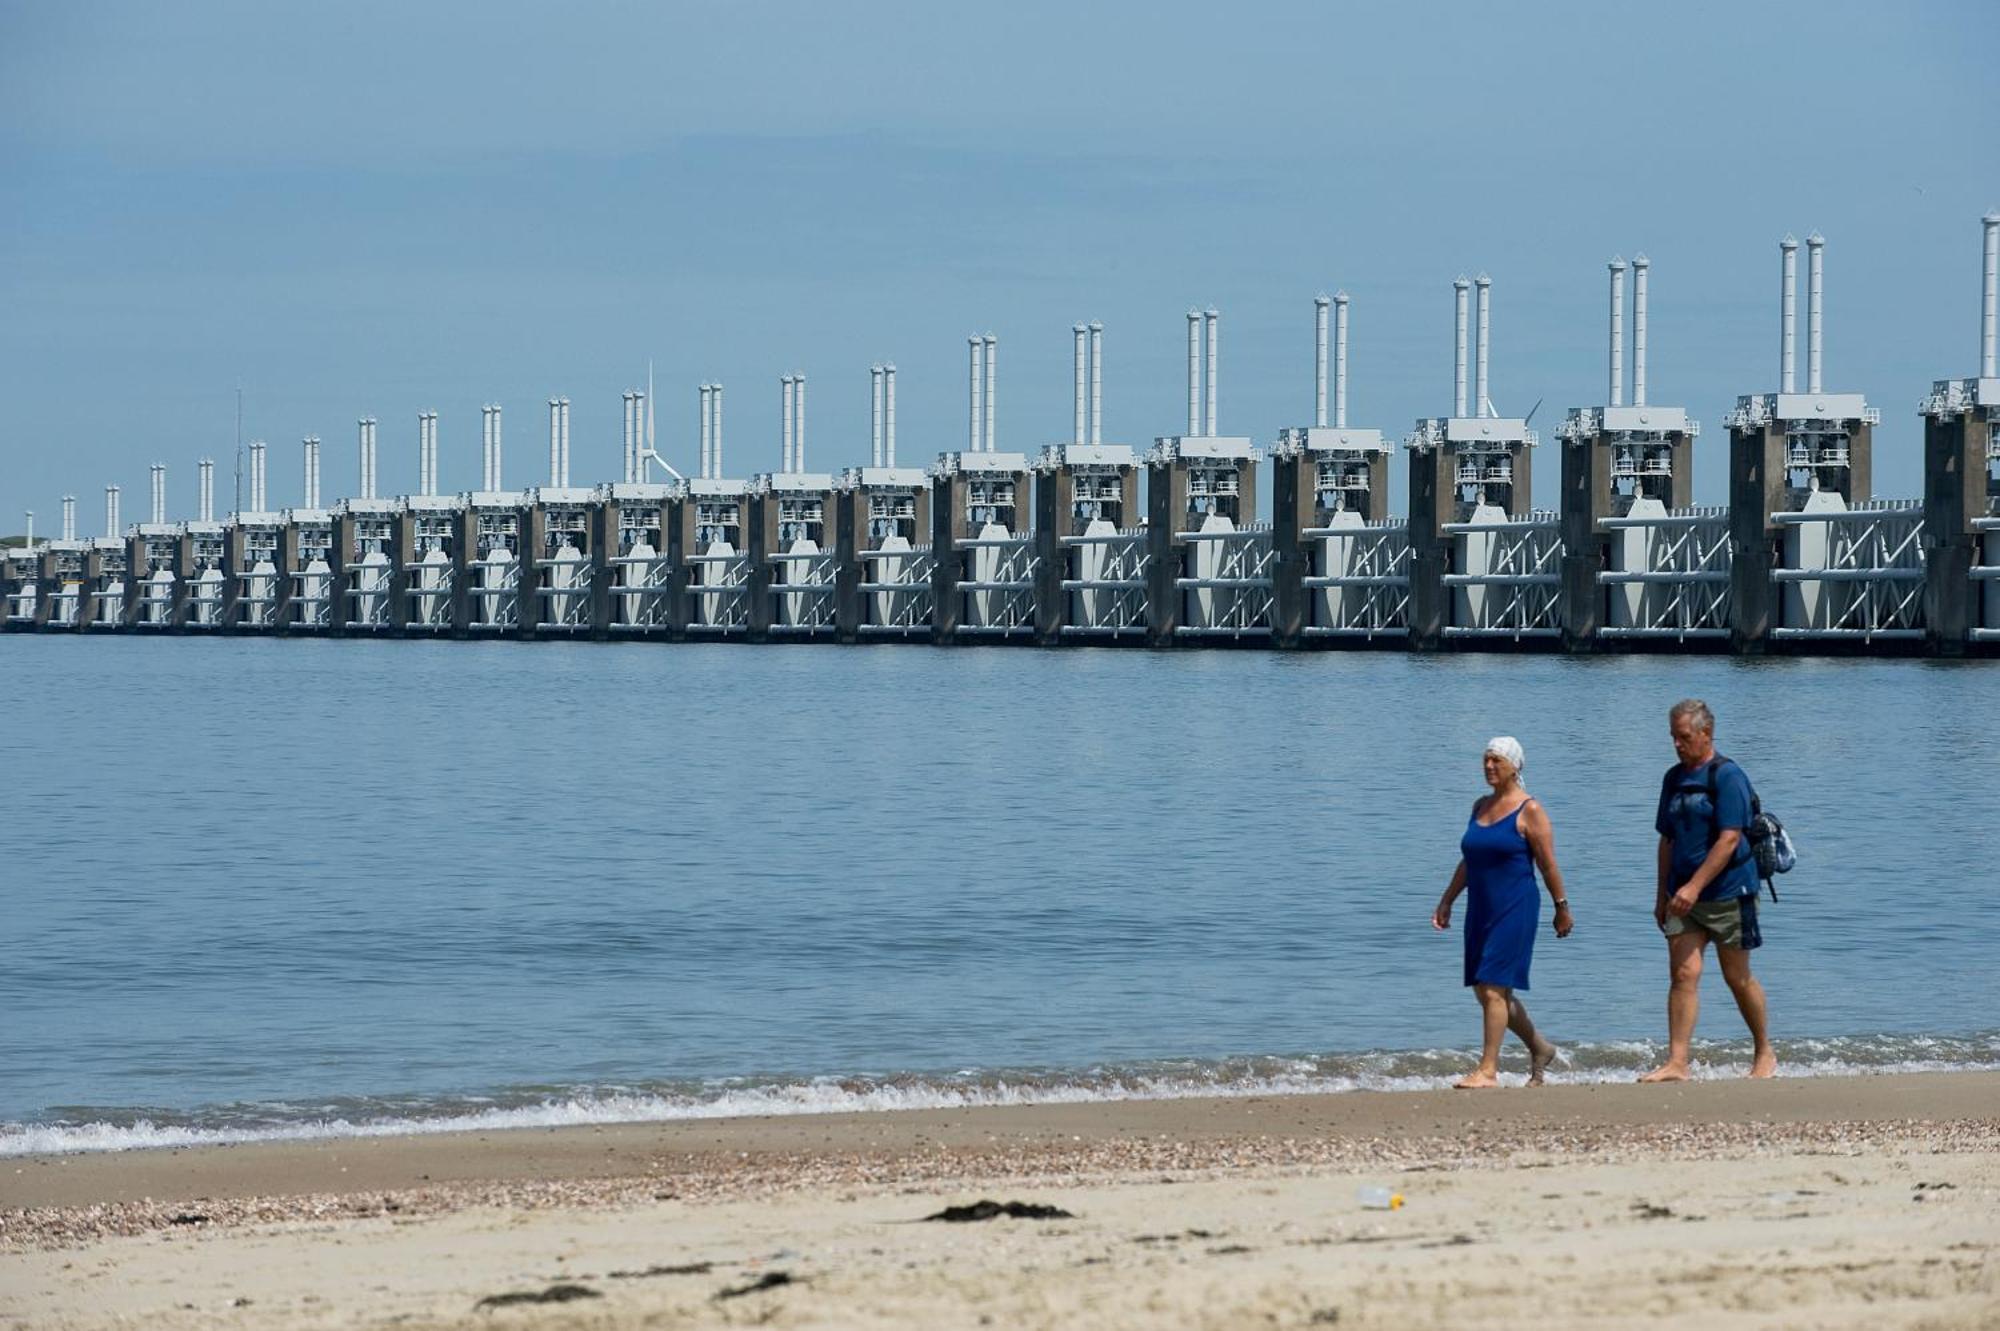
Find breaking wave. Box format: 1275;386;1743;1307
6;1030;1995;1157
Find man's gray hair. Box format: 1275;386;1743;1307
1669;698;1715;734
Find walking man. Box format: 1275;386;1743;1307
1638;699;1777;1082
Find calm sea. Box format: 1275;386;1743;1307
3;636;1996;1153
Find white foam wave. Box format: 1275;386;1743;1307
4;1043;1995;1158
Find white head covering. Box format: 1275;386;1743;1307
1484;735;1525;776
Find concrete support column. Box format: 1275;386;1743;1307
1032;470;1064;645
589;502;614;641
747;492;773;640
930;476;962;643
834;491;861;644
1407;448;1451;650
1728;424;1787;653
665;498;690;638
121;537;144;628
1558;438;1607;652
1923;414;1988;655
387;515;415;634
274;526;301;632
1144;462;1182;646
450;512;476;639
1270;451;1310;648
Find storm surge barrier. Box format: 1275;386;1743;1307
7;223;1999;657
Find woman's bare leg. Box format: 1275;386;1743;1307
1456;985;1509;1088
1507;995;1558;1085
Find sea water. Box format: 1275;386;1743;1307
3;636;1996;1154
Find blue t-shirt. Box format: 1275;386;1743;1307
1655;758;1759;901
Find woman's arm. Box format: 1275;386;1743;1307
1432;859;1468;931
1520;800;1573;938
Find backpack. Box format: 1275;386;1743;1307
1706;756;1797;901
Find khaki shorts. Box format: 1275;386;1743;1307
1664;895;1763;950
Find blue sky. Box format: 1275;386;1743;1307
3;0;1995;530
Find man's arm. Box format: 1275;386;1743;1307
1668;828;1743;916
1655;835;1673;927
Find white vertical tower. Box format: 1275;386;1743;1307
1983;212;1999;379
697;386;712;480
870;366;885;466
1314;296;1330;429
710;385;723;478
1632;254;1651;407
303;436;321;508
1453;277;1470;417
1186;311;1202;435
1780;234;1799;393
418;412;438;496
359;418;378;499
105;484;120;536
620;392;635;484
1333;293;1350;429
198;458;215;522
1473;275;1492;417
780;375;796;472
486;406;505;490
249;441;267;511
1607;256;1627;407
547;399;562;486
881;365;896;465
629;392;643;483
981;335;996;451
1202;309;1219;435
559;398;571;486
150;463;166;524
1805;231;1825;394
62;494;76;541
1088;323;1103;444
793;375;806;471
1073;324;1089;445
968;337;985;451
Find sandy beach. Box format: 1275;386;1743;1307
2;1071;1996;1328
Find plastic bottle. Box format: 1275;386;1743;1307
1356;1186;1404;1210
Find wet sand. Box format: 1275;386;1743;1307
3;1071;1997;1328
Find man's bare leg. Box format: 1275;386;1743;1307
1506;995;1558;1086
1639;931;1707;1082
1456;985;1509;1088
1716;943;1776;1077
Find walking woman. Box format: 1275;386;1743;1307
1431;737;1573;1088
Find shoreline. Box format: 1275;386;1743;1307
5;1070;1994;1222
4;1071;1996;1328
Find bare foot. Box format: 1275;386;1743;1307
1637;1063;1691;1084
1453;1070;1500;1089
1749;1048;1777;1079
1528;1039;1558;1087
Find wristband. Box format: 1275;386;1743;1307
1551;898;1569;910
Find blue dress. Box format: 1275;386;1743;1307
1460;802;1540;990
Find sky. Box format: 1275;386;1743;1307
2;0;1996;534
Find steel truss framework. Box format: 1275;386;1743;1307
955;533;1037;635
1772;501;1925;640
1177;526;1275;637
1302;520;1410;638
1442;512;1562;639
1060;529;1148;636
607;548;673;630
857;546;935;634
1597;507;1732;640
768;550;839;634
684;551;752;632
